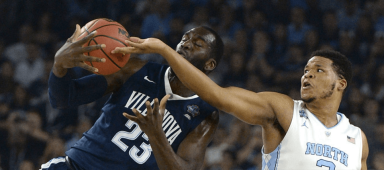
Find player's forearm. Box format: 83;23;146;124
159;46;222;105
48;70;107;108
148;131;194;170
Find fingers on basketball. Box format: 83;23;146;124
75;31;97;46
77;62;98;73
80;44;106;54
129;37;143;43
80;55;105;63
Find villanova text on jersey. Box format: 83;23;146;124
119;90;182;146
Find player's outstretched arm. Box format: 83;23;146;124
113;38;294;126
123;95;219;170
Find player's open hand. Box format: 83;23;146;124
111;37;167;55
123;95;171;136
53;24;106;77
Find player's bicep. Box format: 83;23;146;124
176;112;219;169
361;130;369;170
215;87;291;125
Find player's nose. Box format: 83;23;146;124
181;40;192;49
304;71;314;78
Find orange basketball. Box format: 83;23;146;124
77;18;130;75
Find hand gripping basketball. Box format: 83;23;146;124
76;18;131;75
53;24;106;77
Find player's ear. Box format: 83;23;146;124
337;78;347;91
204;58;216;71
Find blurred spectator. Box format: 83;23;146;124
318;0;343;12
247;31;275;85
360;64;384;101
0;61;16;97
270;23;288;66
231;29;248;56
345;85;366;117
171;0;195;23
245;74;265;92
338;30;359;65
34;12;59;51
304;29;320;57
337;0;361;31
167;18;185;49
10;85;30;111
13;43;45;89
39;136;65;165
319;11;340;48
3;24;34;65
19;160;35;170
141;0;173;39
269;0;290;25
221;51;246;88
204;126;231;169
287;7;312;45
274;45;306;91
373;0;384;33
217;4;243;41
183;6;210;33
372;151;384;170
305;0;323;29
245;10;269;34
235;126;263;169
356;13;374;59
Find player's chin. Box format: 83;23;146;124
301;94;315;103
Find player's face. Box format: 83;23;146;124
176;27;214;71
300;56;339;103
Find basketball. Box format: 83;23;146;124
77;18;131;75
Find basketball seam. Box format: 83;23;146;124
88;35;128;69
89;24;125;32
79;19;100;37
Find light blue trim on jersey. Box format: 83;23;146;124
262;144;281;170
309;111;344;130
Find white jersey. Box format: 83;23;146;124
262;100;362;170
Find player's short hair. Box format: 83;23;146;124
201;26;224;66
310;49;352;90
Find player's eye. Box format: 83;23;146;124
317;69;323;72
304;70;308;73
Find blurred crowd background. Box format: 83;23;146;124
1;0;384;169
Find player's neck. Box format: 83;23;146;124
169;71;195;97
304;99;340;128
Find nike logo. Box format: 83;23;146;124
144;76;156;84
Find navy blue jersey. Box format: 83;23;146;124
66;62;217;170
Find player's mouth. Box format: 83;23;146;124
177;50;187;58
302;81;312;90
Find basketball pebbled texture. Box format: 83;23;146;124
77;18;131;75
